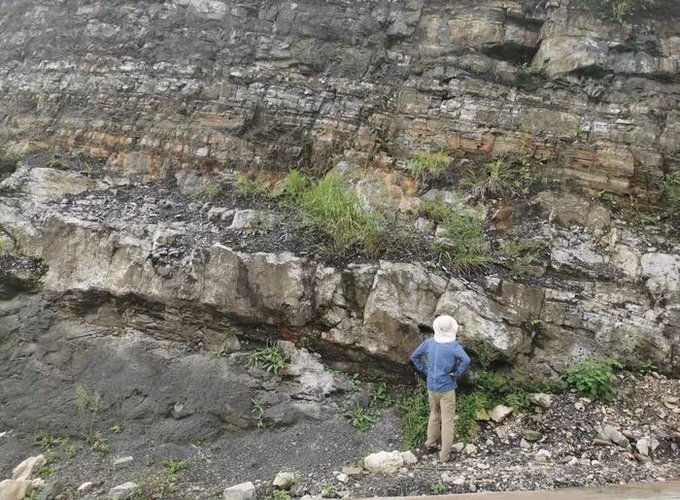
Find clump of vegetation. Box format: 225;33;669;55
75;385;109;453
435;208;491;272
660;172;680;217
341;399;378;432
397;388;429;449
496;240;541;279
409;150;452;182
279;169;310;204
575;0;654;22
371;381;397;407
321;484;338;498
465;156;541;200
236;173;269;196
431;482;448;495
298;172;385;255
251;397;266;429
266;491;292;500
417;199;450;223
248;343;291;375
563;359;622;401
0;147;20;179
110;424;124;434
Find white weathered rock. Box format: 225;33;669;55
400;451;418;465
535;449;551;462
77;482;94;493
463;443;477;456
336;473;349;484
11;455;46;480
441;472;466;486
362;262;447;362
112;456;134;469
601;425;629;447
519;438;531;450
363;451;404;474
452;442;465;453
0;479;34;500
223;481;256;500
341;466;362;478
489;404;513;423
272;471;297;489
636;437;650;456
529;393;554;409
109;482;139;500
641;253;680;298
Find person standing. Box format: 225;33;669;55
410;314;471;462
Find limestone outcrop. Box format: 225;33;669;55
1;162;677;376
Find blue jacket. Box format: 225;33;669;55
411;338;471;392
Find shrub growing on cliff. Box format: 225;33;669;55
435;209;490;271
661;172;680;217
299;172;385;255
0;147;19;180
563;359;621;401
249;344;290;375
409;150;452;182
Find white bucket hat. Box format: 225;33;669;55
433;315;459;343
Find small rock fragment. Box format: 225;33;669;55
341;466;362;478
272;472;297;490
363;451;404;474
109;482;139;500
0;479;34;500
12;455;46;480
463;443;477;456
113;456;134;470
636;437;651;456
452;442;465;453
223;481;256;500
529;393;554;409
535;449;551;462
519;438;531;450
336;473;349;484
602;425;630;447
400;451;418;465
77;482;94;493
522;430;543;442
489;405;514;423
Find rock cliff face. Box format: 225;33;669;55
0;0;679;194
0;1;679;378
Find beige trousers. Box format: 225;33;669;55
426;390;457;462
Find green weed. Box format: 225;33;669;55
267;491;292;500
341;399;378;432
431;482;448;494
409;150;452;182
466;157;540;200
397;388;429;449
496;240;539;278
249;343;290;375
0;147;19;179
563;359;622;401
321;484;338;498
435;209;491;271
236;174;269;196
210;343;229;359
38;465;54;479
371;382;397;407
163;458;189;475
87;431;110;454
661;172;680;217
455;392;489;440
251;397;266;429
280;169;310;203
298;172;385;255
418;199;450;223
110;424;124;434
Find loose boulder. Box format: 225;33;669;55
223;482;256;500
363;451;405;474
